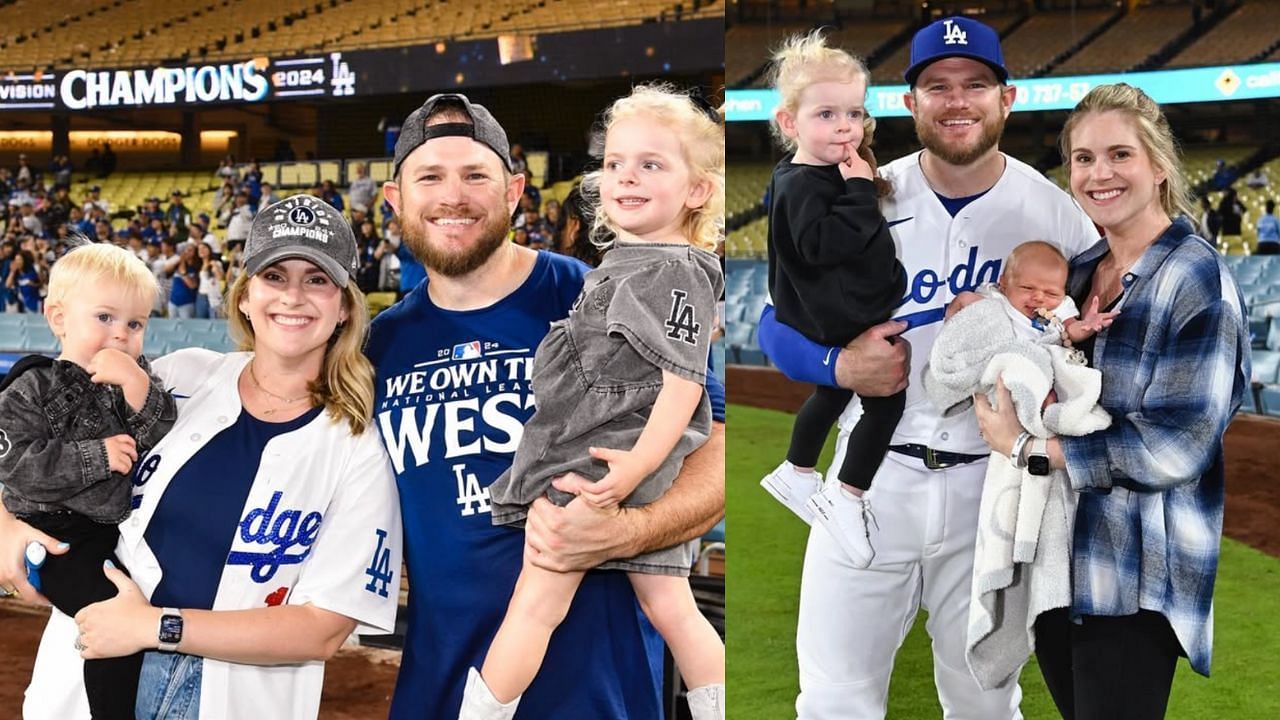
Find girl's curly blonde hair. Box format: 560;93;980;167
582;83;724;252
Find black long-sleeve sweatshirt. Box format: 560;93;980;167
766;157;907;346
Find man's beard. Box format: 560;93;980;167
915;112;1005;167
402;209;510;277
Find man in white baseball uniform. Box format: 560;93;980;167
757;16;1098;719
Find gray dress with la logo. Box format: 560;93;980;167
488;241;723;575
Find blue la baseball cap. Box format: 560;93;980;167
904;16;1009;86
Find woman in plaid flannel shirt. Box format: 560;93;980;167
974;83;1250;720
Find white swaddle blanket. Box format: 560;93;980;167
923;290;1110;690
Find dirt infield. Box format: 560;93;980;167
728;365;1280;557
0;600;399;717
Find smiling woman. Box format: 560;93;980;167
973;83;1251;720
0;194;403;720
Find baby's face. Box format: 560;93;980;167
999;257;1068;319
49;281;152;368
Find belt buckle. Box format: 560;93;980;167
924;447;952;471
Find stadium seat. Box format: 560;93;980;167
1250;318;1269;349
1260;386;1280;418
1242;386;1258;414
1267;318;1280;351
0;327;27;352
1252;350;1280;384
712;339;725;384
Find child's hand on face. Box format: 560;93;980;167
88;348;150;412
839;142;874;182
87;348;145;387
102;434;138;475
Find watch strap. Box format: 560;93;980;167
1030;437;1048;456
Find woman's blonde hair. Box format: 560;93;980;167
583;82;724;252
767;30;888;197
46;242;158;309
1060;83;1197;223
226;272;375;435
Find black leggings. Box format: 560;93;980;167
25;512;142;720
1034;607;1183;720
787;385;905;491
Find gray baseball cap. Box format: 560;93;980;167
391;93;513;177
244;194;359;286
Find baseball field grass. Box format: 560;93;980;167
728;404;1280;719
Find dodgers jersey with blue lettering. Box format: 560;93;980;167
23;349;403;720
367;251;666;720
840;151;1097;454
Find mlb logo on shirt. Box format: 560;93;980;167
452;341;482;360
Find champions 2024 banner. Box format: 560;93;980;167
0;18;722;112
0;54;358;111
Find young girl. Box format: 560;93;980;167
758;31;907;568
469;84;726;720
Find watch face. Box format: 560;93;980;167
159;614;184;645
1028;455;1051;476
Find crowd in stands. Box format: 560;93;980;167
0;144;672;320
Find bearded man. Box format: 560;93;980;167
753;17;1099;720
367;94;726;719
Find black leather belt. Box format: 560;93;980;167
889;444;987;470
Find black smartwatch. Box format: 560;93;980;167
157;608;184;652
1027;438;1051;476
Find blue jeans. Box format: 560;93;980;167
194;294;211;319
136;651;202;720
168;302;196;319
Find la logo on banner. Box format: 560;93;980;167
943;20;968;46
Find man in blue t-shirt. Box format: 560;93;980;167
366;94;725;719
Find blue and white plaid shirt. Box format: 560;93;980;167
1061;217;1249;676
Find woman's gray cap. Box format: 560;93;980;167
244;194;359;285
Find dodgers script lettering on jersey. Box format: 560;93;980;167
895;245;1002;329
377;340;536;517
227;490;322;583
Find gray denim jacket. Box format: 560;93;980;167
0;356;177;523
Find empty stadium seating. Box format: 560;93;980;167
1051;4;1191;76
1167;1;1280;69
727;162;771;219
997;9;1114;79
0;315;236;356
729;0;1276;89
727;22;813;88
0;0;718;72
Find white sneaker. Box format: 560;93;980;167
806;482;877;568
686;683;725;720
760;461;821;525
457;667;519;720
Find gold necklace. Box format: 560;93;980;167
248;360;310;415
